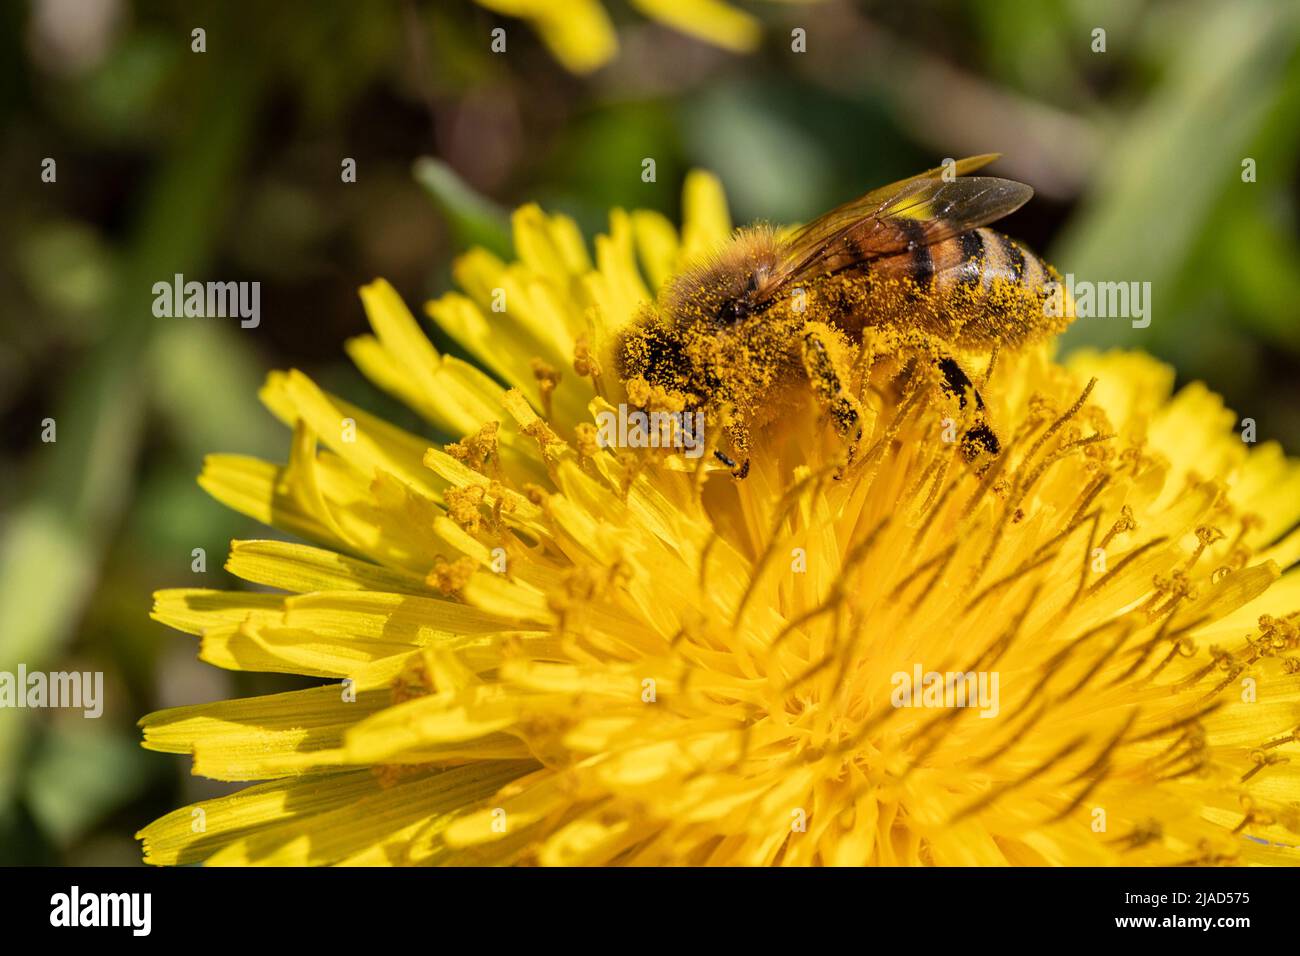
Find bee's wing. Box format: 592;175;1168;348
758;156;1032;302
780;153;1001;246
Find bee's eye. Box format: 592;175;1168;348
717;297;749;326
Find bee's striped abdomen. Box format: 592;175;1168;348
812;226;1067;348
930;227;1049;294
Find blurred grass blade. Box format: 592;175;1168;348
413;157;512;258
0;52;261;814
1055;0;1300;354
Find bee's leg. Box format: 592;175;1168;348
801;325;864;468
935;355;1000;461
714;419;751;479
713;448;750;479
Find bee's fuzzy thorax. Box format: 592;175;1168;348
659;224;783;326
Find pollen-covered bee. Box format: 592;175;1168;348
617;155;1070;477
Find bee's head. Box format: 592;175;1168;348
659;226;783;331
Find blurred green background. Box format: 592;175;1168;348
1;0;1298;864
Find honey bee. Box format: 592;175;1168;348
617;154;1070;478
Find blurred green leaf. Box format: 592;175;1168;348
681;82;833;225
0;507;96;806
15;221;116;333
63;31;177;140
150;322;283;461
1215;199;1300;350
25;723;157;846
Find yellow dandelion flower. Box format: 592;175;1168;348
474;0;766;74
137;172;1300;867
